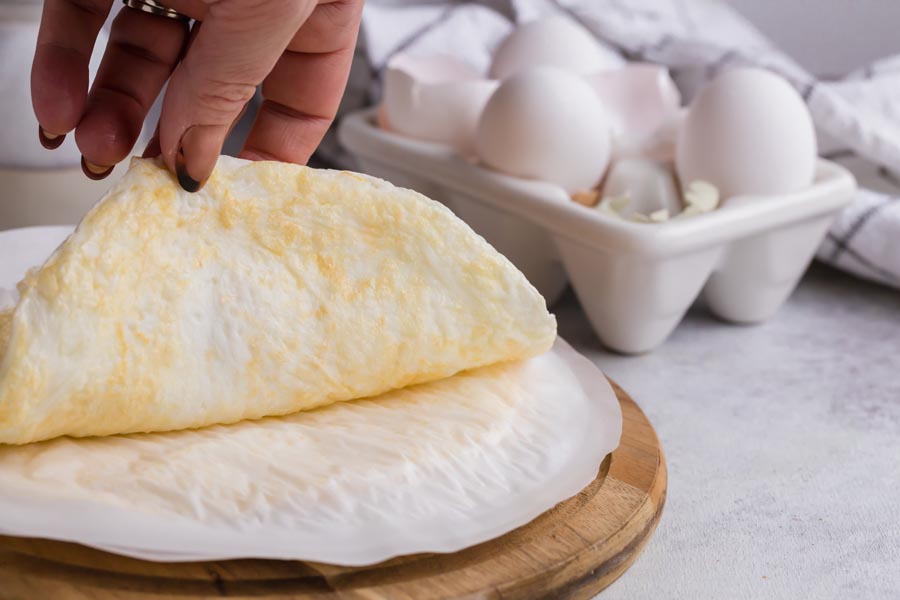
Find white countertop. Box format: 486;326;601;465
560;264;900;599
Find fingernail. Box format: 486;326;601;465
175;145;203;192
174;125;221;193
38;126;65;150
81;156;113;180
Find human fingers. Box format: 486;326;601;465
75;7;189;179
31;0;113;148
157;0;316;191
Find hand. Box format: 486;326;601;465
32;0;363;191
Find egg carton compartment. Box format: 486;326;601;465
339;109;856;354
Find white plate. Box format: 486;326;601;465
0;226;621;566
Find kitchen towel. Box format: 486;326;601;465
326;0;900;289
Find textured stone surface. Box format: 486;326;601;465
559;264;900;599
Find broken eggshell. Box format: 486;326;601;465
680;180;721;216
587;64;682;160
489;16;624;80
638;107;687;164
593;177;720;224
599;158;682;220
380;54;498;156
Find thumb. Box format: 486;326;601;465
159;0;315;191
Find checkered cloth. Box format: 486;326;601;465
322;0;900;289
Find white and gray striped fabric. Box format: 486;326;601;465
324;0;900;290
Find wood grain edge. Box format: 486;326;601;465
491;385;667;600
0;380;666;600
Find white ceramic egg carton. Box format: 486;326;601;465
339;109;856;354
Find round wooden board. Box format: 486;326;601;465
0;380;665;600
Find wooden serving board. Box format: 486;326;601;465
0;381;665;600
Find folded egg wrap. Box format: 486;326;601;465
0;156;555;444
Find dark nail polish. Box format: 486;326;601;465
81;156;113;181
175;146;204;193
38;126;65;150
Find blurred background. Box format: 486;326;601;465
727;0;900;76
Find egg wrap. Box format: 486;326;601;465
0;156;556;444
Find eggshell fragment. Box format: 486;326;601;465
572;189;601;207
489;17;624;80
476;67;612;193
678;180;721;217
586;64;682;159
639;108;687;164
600;158;682;219
381;54;498;155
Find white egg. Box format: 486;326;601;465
380;54;499;155
601;158;682;219
489;17;624;80
475;68;612;193
676;67;817;200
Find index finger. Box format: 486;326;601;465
32;0;113;139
